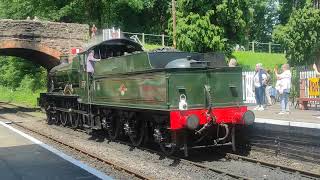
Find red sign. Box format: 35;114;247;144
71;48;82;55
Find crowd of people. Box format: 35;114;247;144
252;63;292;114
227;58;295;115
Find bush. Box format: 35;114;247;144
273;6;320;65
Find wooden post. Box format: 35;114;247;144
269;42;272;53
142;33;145;45
162;34;165;47
172;0;177;49
252;41;255;52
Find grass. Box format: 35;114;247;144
233;51;287;71
144;44;288;71
144;43;163;50
0;86;45;107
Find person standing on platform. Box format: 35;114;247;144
313;63;320;75
312;63;320;118
253;63;267;111
274;64;292;114
265;69;272;106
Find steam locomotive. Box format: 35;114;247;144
39;38;254;156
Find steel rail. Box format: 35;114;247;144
225;153;320;179
2;103;319;179
11;122;153;180
92;139;249;179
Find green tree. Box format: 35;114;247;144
0;57;47;90
273;5;320;65
247;0;279;42
0;0;171;33
171;0;252;54
278;0;308;24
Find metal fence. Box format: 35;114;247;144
122;32;172;47
94;29;285;53
235;41;284;54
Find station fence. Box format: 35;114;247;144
242;69;320;104
299;70;319;98
236;41;285;54
242;71;256;104
122;32;172;47
93;29;285;53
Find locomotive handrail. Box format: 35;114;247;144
242;74;247;102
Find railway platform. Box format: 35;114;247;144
248;105;320;162
251;105;320;130
0;120;111;180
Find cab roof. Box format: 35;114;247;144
80;38;143;54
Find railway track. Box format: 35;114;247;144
12;121;248;179
1;102;320;179
10;122;152;180
224;153;320;179
250;135;320;164
0;103;248;179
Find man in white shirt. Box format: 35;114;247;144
253;63;267;111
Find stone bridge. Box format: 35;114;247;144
0;19;89;69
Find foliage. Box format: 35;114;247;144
278;0;308;24
0;0;171;34
171;0;252;55
233;51;287;70
0;57;47;91
174;11;227;53
273;5;320;65
247;0;279;42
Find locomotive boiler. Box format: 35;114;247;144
39;38;254;156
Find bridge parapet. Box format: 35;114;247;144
0;19;89;69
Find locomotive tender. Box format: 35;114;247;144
39;38;255;156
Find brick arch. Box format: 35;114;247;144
0;40;61;69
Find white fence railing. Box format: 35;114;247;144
242;70;319;104
242;71;256;104
300;70;317;98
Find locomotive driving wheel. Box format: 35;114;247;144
60;112;69;126
70;113;79;129
127;116;146;147
157;128;177;156
107;113;121;140
54;111;61;125
45;103;55;125
46;110;55;125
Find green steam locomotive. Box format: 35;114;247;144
39;38;254;156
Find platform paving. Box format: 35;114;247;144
251;104;320;129
0;121;111;180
